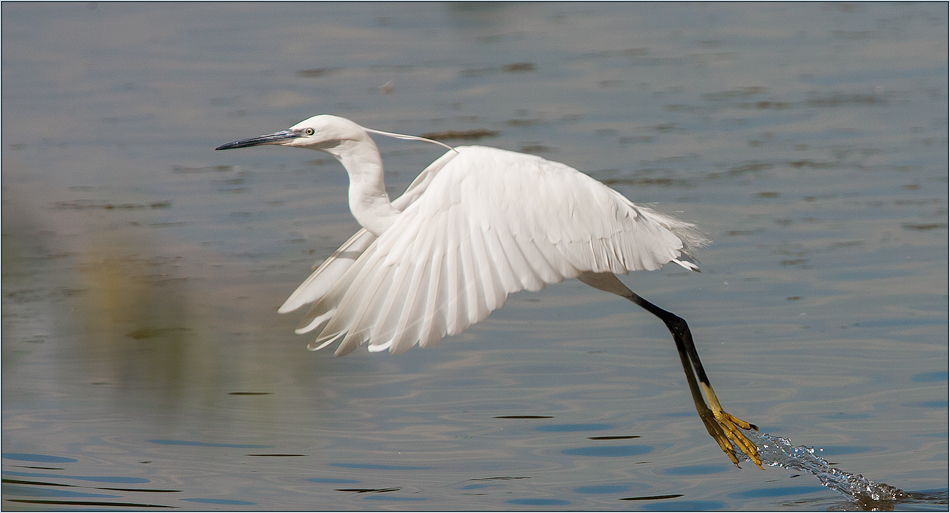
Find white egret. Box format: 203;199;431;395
216;114;761;467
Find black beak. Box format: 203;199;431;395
215;129;300;150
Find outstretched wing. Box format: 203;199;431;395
294;146;707;356
278;148;461;314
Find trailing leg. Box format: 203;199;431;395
624;290;761;468
576;272;761;468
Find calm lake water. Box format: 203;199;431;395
2;2;947;510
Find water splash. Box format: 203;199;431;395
736;429;947;510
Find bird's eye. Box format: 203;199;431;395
304;128;315;136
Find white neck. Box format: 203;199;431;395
328;137;400;237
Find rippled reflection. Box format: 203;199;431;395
2;2;946;511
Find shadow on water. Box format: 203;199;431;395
735;429;948;511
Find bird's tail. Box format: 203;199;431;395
635;204;710;270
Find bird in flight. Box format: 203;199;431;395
216;114;761;467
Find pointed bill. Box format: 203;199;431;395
215;130;300;150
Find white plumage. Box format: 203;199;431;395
217;116;706;356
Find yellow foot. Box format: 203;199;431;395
716;409;762;469
698;408;762;468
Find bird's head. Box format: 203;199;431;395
215;115;370;152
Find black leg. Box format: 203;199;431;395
573;271;761;467
622;290;761;468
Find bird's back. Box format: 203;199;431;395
419;145;704;272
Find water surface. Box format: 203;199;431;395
3;3;947;510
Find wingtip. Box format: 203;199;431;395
672;257;702;273
307;338;335;351
279;294;307;314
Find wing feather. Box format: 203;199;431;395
469;225;503;312
279;228;376;314
482;227;518;294
457;219;481;326
495;224;545;291
388;215;439;354
386;261;425;354
442;206;461;336
417;231;446;349
279;149;461;316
